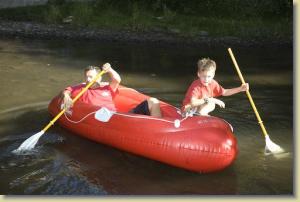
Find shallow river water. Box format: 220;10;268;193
0;38;293;195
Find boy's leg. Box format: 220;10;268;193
147;97;162;118
198;102;215;116
129;97;162;118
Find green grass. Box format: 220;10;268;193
0;1;292;41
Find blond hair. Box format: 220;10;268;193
197;58;216;72
84;65;100;73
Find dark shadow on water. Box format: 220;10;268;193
56;130;239;195
0;109;105;195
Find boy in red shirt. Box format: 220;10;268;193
62;63;120;111
182;58;249;116
61;63;162;117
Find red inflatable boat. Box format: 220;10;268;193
48;86;238;173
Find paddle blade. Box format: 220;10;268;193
13;131;45;154
264;135;284;154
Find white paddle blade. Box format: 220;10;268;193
13;131;45;154
95;107;113;122
265;135;284;154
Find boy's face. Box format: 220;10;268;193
85;69;101;86
197;69;215;86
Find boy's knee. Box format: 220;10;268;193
199;103;215;115
147;97;162;117
148;97;159;105
207;102;215;110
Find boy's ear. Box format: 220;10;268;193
197;71;201;78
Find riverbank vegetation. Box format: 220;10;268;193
0;0;292;41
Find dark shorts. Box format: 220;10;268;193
129;100;150;115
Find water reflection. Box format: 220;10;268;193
0;38;293;194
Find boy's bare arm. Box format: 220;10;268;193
210;98;225;108
223;83;249;96
191;97;207;107
191;97;225;108
61;90;73;110
102;63;121;92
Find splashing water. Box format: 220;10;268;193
12;131;45;154
264;135;285;155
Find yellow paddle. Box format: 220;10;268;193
14;69;106;153
227;48;284;154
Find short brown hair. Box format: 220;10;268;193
197;58;216;72
84;65;100;73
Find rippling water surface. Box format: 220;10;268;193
0;38;293;195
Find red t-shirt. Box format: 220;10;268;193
182;79;224;110
65;83;117;111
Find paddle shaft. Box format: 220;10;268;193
228;48;268;137
42;70;106;132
